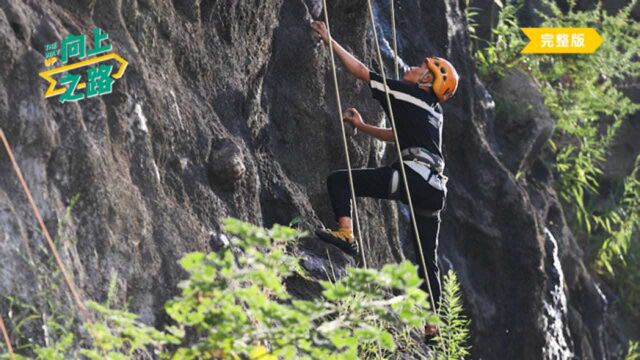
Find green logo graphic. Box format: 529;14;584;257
39;27;128;103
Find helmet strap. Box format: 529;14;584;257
418;68;433;91
418;68;431;83
418;83;430;90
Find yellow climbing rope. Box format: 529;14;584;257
365;0;438;313
321;0;368;268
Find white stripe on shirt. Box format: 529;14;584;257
371;79;443;120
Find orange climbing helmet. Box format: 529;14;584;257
423;57;459;103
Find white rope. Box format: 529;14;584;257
322;0;368;269
365;0;438;313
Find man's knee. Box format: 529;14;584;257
388;169;401;199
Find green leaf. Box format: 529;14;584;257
379;331;396;351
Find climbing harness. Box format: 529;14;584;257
402;147;448;192
365;0;439;315
0;129;92;325
402;147;445;174
321;0;368;268
405;162;447;192
388;165;446;198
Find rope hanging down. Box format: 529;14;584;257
0;309;15;360
321;0;368;268
365;1;438;313
0;129;92;325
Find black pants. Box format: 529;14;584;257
326;164;446;307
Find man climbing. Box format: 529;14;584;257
310;20;459;339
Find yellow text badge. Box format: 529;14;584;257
520;28;603;54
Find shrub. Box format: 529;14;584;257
3;218;471;359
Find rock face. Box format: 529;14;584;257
0;0;637;359
485;68;555;174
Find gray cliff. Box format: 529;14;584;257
0;0;638;358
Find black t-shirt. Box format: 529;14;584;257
369;71;444;165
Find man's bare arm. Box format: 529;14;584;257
330;40;370;81
357;123;395;142
343;108;394;142
311;21;370;82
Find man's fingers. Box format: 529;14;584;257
343;109;355;119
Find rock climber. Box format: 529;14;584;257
310;20;459;340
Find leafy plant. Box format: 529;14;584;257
81;302;175;359
533;1;640;316
433;271;471;360
538;0;640;235
162;218;435;359
474;1;527;78
593;156;640;315
626;341;639;360
3;218;467;359
464;0;482;51
475;0;639;232
1;194;83;358
596;157;640;274
474;0;640;316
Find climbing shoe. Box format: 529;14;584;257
315;228;358;257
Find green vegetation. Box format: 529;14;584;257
433;271;471;360
534;1;640;238
470;0;640;317
595;157;640;313
1;194;81;356
1;218;472;359
626;341;639;360
474;0;526;78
